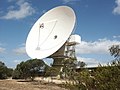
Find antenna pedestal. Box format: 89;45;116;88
50;35;81;78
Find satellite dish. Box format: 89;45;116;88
26;6;76;59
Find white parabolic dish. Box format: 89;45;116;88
26;6;76;59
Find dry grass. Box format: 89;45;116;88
0;79;67;90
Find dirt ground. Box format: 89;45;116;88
0;79;67;90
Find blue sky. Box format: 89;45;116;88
0;0;120;68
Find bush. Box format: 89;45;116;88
64;60;120;90
94;60;120;90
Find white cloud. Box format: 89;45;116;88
13;47;26;55
0;43;5;53
8;0;14;2
113;35;120;38
7;5;15;10
77;57;107;67
13;60;21;64
76;38;120;54
0;47;5;53
77;57;99;67
1;0;35;19
77;57;98;63
8;0;16;2
113;0;120;15
61;0;79;4
41;10;46;14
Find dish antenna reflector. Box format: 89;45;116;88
26;6;76;59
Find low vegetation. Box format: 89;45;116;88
0;45;119;90
63;45;120;90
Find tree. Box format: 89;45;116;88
109;45;120;59
6;68;13;77
0;61;13;79
76;61;86;68
12;61;27;79
12;59;48;80
0;62;7;79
